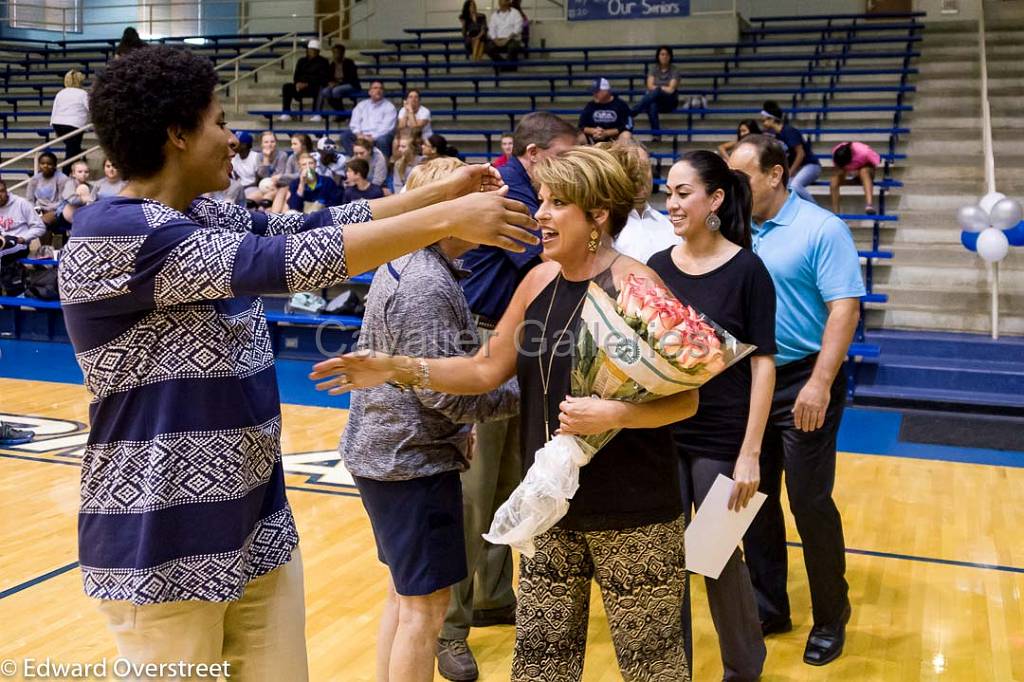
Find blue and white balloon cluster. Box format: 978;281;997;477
957;192;1024;263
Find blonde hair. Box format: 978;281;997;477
405;157;466;191
298;152;315;164
596;140;653;209
260;130;277;144
532;145;636;237
64;69;85;88
393;130;422;181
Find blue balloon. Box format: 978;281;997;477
1003;220;1024;247
961;230;979;252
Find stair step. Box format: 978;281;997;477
854;384;1024;414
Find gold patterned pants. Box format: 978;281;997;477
511;516;689;682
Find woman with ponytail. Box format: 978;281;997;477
647;149;776;682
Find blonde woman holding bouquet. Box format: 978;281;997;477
647;150;776;682
312;146;698;681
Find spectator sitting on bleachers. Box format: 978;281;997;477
315;136;349;185
600;141;680;261
493;133;514;168
92;158;126;199
579;78;634;144
279;39;330;122
50;69;89;174
391;132;421;194
248;131;289;205
57;160;94;232
486;0;524;71
760;100;821;202
272;133;315;213
230;132;260;199
340;81;398;158
0;178;46;296
631;45;680;141
317;43;362;114
718;119;762;159
27;152;68;230
113;26;146;59
343;158;385;203
394;89;433;154
831;141;882;215
459;0;488;60
287;153;340;213
422;134;460;163
352;136;388;188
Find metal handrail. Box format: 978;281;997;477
218;10;375;113
0;9;373;188
3;144;103;194
0;125;94;175
215;31;298;71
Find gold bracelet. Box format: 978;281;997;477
391;358;430;391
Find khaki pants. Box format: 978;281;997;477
97;549;308;681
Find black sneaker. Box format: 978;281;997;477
436;639;479;681
0;423;34;446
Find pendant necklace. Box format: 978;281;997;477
537;274;588;441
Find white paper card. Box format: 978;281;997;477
684;474;766;579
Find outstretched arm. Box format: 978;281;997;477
311;263;558;396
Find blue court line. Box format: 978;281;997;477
0;562;79;600
786;542;1024;575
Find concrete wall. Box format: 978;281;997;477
913;0;981;21
0;0;239;41
244;0;316;35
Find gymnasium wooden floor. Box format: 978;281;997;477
2;374;1023;681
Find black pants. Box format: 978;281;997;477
53;124;83;173
281;82;316;112
743;354;850;627
679;454;766;682
486;38;522;70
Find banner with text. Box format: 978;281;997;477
567;0;690;21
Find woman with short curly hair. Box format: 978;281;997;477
63;44;536;679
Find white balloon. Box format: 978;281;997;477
989;198;1023;231
957;205;990;232
977;227;1010;263
979;191;1006;215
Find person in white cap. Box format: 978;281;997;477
578;77;634;144
279;39;330;121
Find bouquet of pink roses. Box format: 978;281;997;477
484;274;754;556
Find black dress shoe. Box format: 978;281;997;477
803;604;851;666
760;616;793;636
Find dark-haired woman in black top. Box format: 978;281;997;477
648;150;776;682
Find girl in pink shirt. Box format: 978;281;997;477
831;141;882;215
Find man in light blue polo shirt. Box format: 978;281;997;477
729;135;863;668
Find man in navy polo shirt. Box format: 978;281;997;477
728;134;864;668
436;111;577;681
578;78;634;144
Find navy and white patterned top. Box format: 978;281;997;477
60;195;371;605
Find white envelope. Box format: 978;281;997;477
684;474;766;579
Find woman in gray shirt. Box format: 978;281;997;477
335;158;518;682
630;45;680;140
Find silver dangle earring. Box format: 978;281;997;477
705;212;721;231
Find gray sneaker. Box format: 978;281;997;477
436;638;479;681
